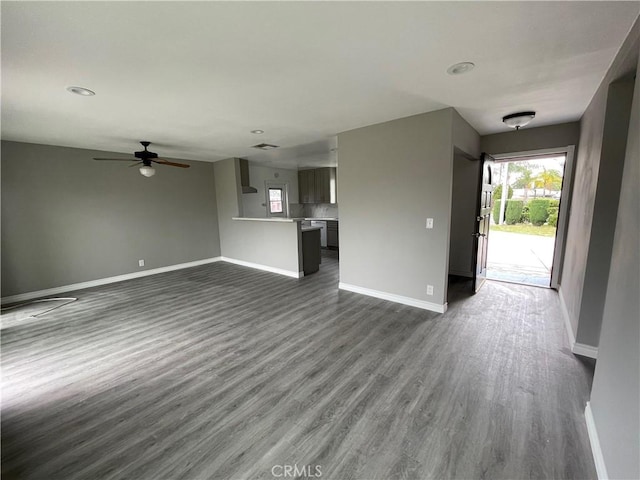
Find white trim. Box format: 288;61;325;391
338;282;447;314
491;146;574;161
1;257;223;305
220;257;302;279
558;288;598;359
585;402;609;480
573;343;598;359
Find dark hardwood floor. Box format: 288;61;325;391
1;252;596;479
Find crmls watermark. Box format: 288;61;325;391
271;464;322;477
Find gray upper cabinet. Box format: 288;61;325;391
298;169;316;203
299;167;337;204
314;168;330;203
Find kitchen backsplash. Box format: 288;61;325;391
304;203;339;219
289;203;305;218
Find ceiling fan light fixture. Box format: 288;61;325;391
503;111;536;130
139;165;156;177
250;129;265;134
66;86;95;96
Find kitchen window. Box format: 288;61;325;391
269;188;283;213
266;182;289;217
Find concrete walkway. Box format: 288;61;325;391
487;230;555;287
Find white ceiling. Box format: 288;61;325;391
2;2;638;168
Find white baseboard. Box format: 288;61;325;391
573;343;598;359
220;257;302;279
585;402;609;480
1;257;223;305
338;282;447;314
558;288;598;359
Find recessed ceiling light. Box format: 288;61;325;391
66;86;95;96
250;129;264;134
446;62;475;75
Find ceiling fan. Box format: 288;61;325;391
93;141;190;177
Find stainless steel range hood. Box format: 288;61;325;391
239;158;258;194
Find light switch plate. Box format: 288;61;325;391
138;259;145;267
427;285;434;295
426;218;434;229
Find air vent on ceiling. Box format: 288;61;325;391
251;143;279;150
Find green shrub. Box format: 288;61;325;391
529;199;552;226
493;200;502;224
505;200;524;225
493;185;513;200
548;206;559;227
522;205;530;223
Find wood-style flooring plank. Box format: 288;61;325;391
2;252;596;479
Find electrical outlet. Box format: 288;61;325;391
427;285;434;296
426;218;434;229
138;259;145;267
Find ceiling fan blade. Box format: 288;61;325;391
93;157;136;161
153;158;190;168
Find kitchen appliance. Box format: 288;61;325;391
311;221;327;247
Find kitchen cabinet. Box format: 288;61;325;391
299;167;337;204
314;168;331;203
301;228;321;275
298;169;315;204
327;220;339;249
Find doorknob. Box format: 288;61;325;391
472;233;486;238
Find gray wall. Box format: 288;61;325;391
338;109;453;307
449;154;480;277
449;110;481;278
1;141;221;297
214;158;301;275
452;109;480;158
241;163;299;218
589;46;640;480
560;19;639;346
481;122;580;156
574;77;634;346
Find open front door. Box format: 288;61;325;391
472;153;495;293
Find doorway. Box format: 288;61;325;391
486;151;571;288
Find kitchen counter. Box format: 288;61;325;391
304;217;339;221
232;217;305;222
301;225;323;232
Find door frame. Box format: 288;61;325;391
490;145;576;289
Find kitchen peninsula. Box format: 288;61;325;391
214;157;337;280
230;216;321;276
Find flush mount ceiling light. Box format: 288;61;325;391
66;86;95;96
250;129;264;134
503;111;536;130
446;62;475;75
